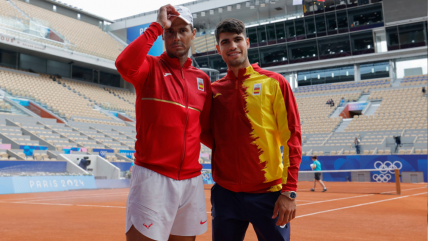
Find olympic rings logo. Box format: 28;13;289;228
372;161;403;183
373;174;392;183
374;161;402;174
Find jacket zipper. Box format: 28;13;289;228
234;76;242;191
178;68;189;180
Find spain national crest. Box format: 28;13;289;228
253;83;262;95
197;78;204;91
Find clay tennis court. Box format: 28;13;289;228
0;182;426;241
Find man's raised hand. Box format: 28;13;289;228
157;4;180;29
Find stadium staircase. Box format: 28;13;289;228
334;119;352;132
363;101;381;116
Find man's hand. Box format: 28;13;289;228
157;4;180;29
272;195;296;226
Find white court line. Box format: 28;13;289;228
0;191;129;201
5;192;426;213
295;192;427;219
297;186;428;206
6;201;126;209
75;204;126;209
380;186;427;194
297;194;373;206
0;192;129;203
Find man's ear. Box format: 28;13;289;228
192;28;196;40
162;31;165;41
246;37;250;49
216;44;221;55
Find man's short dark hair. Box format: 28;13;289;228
215;18;246;44
312;156;317;160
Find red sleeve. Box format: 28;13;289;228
277;76;302;192
115;22;163;87
200;78;213;149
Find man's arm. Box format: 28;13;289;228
115;22;161;86
200;78;213;149
271;75;302;226
115;5;179;86
273;76;302;192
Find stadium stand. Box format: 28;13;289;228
9;0;124;60
349;87;428;131
294;78;391;95
400;75;428;86
297;92;361;134
192;34;216;55
104;88;136;119
0;0;27;27
62;80;135;118
0;70;112;121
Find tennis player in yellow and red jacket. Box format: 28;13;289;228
203;18;302;241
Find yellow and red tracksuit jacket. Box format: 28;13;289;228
210;64;302;193
115;22;212;180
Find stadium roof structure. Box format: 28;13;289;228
43;0;116;23
111;0;301;31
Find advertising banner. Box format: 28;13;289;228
10;98;29;106
348;102;368;111
0;175;96;195
127;23;163;56
0;161;66;173
93;149;114;158
119;150;135;159
0;144;11;151
300;155;428;182
197;155;427;184
63;147;88;154
19;145;48;156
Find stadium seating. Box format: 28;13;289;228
0;70;112;121
400;75;428;86
9;0;124;61
0;0;28;30
294;78;391;95
104;87;136;119
348;87;427;131
192;34;216;55
297;92;361;134
62;80;135;118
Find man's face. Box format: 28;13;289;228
216;32;250;68
312;158;316;162
163;18;196;58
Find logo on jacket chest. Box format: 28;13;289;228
197;78;204;91
253;83;262;95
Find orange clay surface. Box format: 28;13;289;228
0;182;426;241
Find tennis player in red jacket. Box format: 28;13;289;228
206;18;302;241
115;4;211;241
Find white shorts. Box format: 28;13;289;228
126;165;208;241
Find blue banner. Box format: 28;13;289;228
93;149;114;158
110;162;132;171
202;169;215;185
127;23;163;56
348;102;368;111
10;98;29;106
0;161;66;173
199;155;427;183
119;150;135;159
0;175;97;194
19;145;48;156
63;147;87;154
300;155;428;182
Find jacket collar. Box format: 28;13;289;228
225;63;259;79
160;52;193;69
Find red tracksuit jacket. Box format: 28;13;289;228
115;22;212;180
